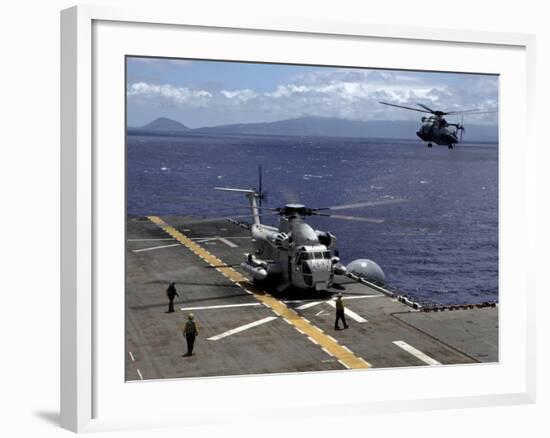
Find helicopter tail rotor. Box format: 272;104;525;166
214;165;269;225
257;164;267;207
457;114;465;142
459;125;465;142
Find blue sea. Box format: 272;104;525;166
127;133;498;306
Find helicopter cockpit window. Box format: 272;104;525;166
314;252;323;259
323;251;331;259
300;252;312;260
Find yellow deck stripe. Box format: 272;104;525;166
147;216;370;370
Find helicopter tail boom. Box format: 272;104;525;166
214;187;262;226
214;187;256;194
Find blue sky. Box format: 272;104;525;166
126;57;498;128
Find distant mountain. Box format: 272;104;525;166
129;116;498;142
135;117;191;131
194;116;413;138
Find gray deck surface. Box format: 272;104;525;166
393;308;498;362
126;216;498;381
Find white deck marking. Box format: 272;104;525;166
343;294;384;300
180;303;261;311
219;238;238;248
192;237;239;248
128;351;135;362
136;369;143;380
208;316;278;341
284;294;383;305
393;340;441;366
132;243;181;253
296;301;322;310
315;310;329;317
127;238;175;242
338;359;350;369
326;301;368;323
307;336;319;345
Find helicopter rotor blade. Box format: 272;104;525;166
184;212;279;224
416;103;437;113
313;213;385;224
445;109;498;115
444;108;478;114
379;101;431;113
314;198;406;211
178;196;271;211
312;212;439;229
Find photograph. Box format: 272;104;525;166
125;56;499;381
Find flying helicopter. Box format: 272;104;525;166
214;168;405;293
379;101;495;149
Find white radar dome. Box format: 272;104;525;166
346;259;385;284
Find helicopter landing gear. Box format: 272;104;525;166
427;142;432;148
448;144;454;149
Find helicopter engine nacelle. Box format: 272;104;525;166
346;259;386;284
270;232;290;249
315;231;336;248
240;260;268;281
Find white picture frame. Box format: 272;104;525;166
61;5;536;433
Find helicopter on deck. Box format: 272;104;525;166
215;170;405;292
379;101;495;149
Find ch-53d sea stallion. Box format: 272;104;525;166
214;167;405;293
379;101;496;149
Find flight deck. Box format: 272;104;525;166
126;216;498;381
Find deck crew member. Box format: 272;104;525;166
183;313;199;356
166;281;179;313
334;292;349;330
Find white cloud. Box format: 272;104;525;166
127;70;498;126
220;89;258;101
128;82;212;107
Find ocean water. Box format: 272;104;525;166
127;133;498;305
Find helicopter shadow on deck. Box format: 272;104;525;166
128;290;251;312
142;279;243;289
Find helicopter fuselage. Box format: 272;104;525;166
416;117;459;147
377;102;486;149
246;214;338;291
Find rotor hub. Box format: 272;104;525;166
278;204;312;218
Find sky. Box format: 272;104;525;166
126;57;498;129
